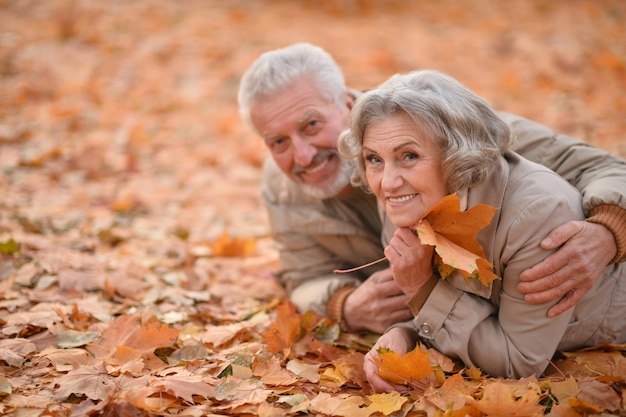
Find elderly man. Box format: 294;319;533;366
237;42;626;334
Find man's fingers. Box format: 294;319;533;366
521;276;576;304
518;251;566;284
547;289;582;317
540;221;583;250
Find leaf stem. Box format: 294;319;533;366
333;256;388;274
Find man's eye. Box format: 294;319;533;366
270;138;289;153
304;119;321;133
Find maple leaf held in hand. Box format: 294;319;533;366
415;193;498;287
373;345;434;389
335;193;498;289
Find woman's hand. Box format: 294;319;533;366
364;327;417;393
384;227;435;298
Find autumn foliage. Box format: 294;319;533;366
1;0;626;416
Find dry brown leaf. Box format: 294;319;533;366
309;392;369;417
151;373;215;403
261;301;303;357
253;355;298;386
54;362;117;401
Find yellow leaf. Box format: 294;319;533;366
373;345;433;386
366;391;408;415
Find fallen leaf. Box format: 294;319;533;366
309;392;369;417
469;379;544;417
209;231;257;257
152;373;215;403
365;390;408;415
374;345;434;388
54;362;117;401
261;301;303;358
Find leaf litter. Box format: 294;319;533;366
1;0;625;416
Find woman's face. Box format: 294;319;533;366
363;112;449;228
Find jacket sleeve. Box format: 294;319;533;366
261;160;383;317
265;212;362;317
412;174;583;378
503;112;626;262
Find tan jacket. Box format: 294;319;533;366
381;151;626;378
262;112;626;317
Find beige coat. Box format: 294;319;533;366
262;112;626;316
381;151;626;378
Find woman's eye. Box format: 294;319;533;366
403;152;419;161
365;155;381;165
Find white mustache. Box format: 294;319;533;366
292;149;337;176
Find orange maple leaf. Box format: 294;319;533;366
469;380;544;416
261;301;303;358
373;345;434;387
210;231;257;257
415;193;498;287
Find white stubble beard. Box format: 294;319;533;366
299;154;354;200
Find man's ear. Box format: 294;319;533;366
345;91;355;110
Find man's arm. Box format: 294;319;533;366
503;112;626;314
262;158;411;330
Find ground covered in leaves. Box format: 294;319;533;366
1;1;625;416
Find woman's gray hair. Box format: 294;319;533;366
339;70;516;193
238;43;347;128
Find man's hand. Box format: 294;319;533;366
343;268;412;334
517;221;616;317
364;327;415;393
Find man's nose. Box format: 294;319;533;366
292;135;316;167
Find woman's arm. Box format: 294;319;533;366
503;112;626;312
411;173;584;377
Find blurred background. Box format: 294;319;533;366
1;0;625;244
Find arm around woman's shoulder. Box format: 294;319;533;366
411;164;585;378
501;111;626;215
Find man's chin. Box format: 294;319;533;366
301;174;352;200
297;158;354;199
301;182;345;199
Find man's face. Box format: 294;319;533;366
250;77;353;198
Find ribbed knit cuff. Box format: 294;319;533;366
326;286;356;332
587;204;626;264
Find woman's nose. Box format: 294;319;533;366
381;165;403;191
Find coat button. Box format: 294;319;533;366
419;323;432;335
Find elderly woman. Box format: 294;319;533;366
338;70;626;389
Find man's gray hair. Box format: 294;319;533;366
238;43;347;128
